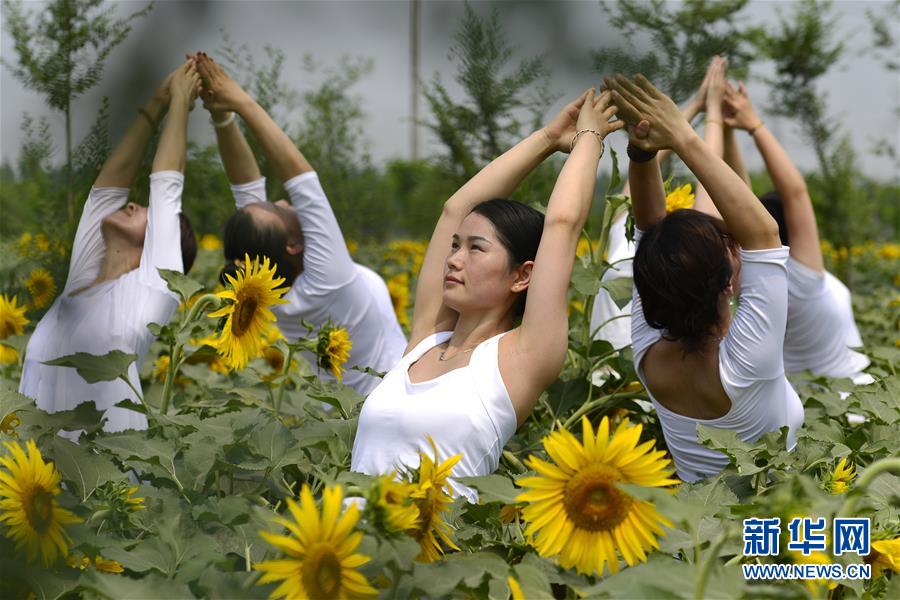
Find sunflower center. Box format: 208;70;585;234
301;543;342;599
563;463;633;532
24;486;55;533
231;296;259;337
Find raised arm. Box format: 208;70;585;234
691;57;727;218
722;126;751;187
407;91;593;348
94;68;177;187
152;61;199;174
607;74;780;250
196;52;311;181
513;90;624;393
724;82;823;271
627;123;668;231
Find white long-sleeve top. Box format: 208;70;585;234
231;174;406;395
631;231;804;482
783;258;870;381
20;172;185;432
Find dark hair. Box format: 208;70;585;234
179;213;197;273
220;207;300;285
470;198;545;317
633;210;736;353
758;190;789;246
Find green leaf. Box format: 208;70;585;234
93;434;183;488
599;276;633;309
75;570;193;599
456;474;520;504
0;388;35;429
43;350;136;384
571;261;602;296
411;551;509;596
47;437;125;502
157;268;204;304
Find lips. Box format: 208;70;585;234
444;275;462;285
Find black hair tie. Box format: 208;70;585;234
627;143;658;163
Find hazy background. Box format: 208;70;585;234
2;0;898;180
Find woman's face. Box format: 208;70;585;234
101;202;147;247
442;212;527;314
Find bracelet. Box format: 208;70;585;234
747;121;764;136
705;118;722;126
137;107;157;130
570;129;604;154
626;143;658;163
212;112;236;128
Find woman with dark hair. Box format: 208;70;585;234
605;74;803;482
715;82;871;384
20;61;200;435
350;89;624;498
194;53;406;395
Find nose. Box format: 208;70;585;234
446;246;464;271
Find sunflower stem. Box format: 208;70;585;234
836;457;900;519
695;530;729;600
502;450;527;474
562;392;649;430
274;346;296;417
119;375;154;425
159;343;179;416
182;293;221;328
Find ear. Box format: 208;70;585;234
286;239;303;256
510;261;534;293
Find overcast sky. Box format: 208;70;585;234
1;0;898;181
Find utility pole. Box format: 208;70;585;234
410;0;421;160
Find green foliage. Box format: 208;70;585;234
594;0;759;103
422;2;555;178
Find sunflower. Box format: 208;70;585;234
665;183;695;213
17;233;32;257
1;412;21;437
317;325;352;381
410;436;461;563
866;537;900;578
33;234;50;253
199;233;222;251
387;273;410;327
66;553;91;570
371;473;419;534
0;294;29;339
152;354;171;382
256;484;377;599
0;439;81;566
24;268;56;309
0;344;18;365
208;254;289;371
517;416;677;576
93;555;124;573
824;457;856;494
507;576;525;600
123;485;145;511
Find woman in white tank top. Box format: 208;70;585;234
350;89;625;495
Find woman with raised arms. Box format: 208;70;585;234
350;89;624;499
20;61;200;435
605;74;804;482
194;53;406;395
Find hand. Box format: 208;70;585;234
168;60;201;107
151;64;183;108
542;89;591;153
195;52;250;114
705;56;727;111
723;81;761;131
605;74;694;152
574;88;624;140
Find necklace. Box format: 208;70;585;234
438;345;476;362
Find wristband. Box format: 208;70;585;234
626;143;657;163
137;107;157;130
747;121;764;136
212;112;236;128
705;118;722;126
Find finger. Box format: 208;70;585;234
609;89;643;124
739;81;748;96
603;105;618;120
608;119;627;133
633;74;662;100
595;89;611;109
634;119;650;139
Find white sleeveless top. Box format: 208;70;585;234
350;331;518;501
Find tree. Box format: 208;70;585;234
422;2;555;179
1;0;152;228
593;0;759;104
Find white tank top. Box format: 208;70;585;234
350;331;518;501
